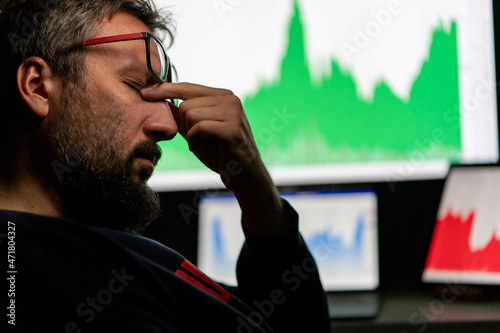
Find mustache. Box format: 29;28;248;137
130;140;163;166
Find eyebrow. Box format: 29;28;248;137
118;63;155;85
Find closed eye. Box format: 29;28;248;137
125;82;142;94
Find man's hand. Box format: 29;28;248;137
141;82;291;237
142;83;257;188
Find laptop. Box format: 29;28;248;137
422;164;500;285
197;190;381;319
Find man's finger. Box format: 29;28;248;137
141;82;232;101
167;100;184;137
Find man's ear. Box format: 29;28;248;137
16;56;58;119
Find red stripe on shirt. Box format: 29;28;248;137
175;260;231;303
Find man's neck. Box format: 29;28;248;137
0;154;65;218
0;180;64;218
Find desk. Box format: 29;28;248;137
330;290;500;332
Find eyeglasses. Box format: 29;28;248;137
59;32;178;105
80;32;173;84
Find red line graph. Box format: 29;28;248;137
425;210;500;273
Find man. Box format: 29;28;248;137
0;0;329;332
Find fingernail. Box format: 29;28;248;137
141;86;153;93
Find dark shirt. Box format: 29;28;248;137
0;201;329;332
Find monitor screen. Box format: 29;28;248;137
150;0;499;191
422;165;500;285
198;190;379;291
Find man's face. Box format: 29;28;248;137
36;13;178;231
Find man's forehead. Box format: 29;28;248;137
87;12;153;76
97;11;152;37
83;12;159;81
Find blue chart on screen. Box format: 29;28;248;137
306;215;365;274
211;217;235;279
198;191;379;290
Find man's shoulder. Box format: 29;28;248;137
0;209;184;267
0;209;196;332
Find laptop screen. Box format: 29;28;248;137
422;165;500;285
198;190;379;291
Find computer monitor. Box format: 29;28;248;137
150;0;499;191
422;165;500;285
198;190;379;291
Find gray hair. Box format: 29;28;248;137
0;0;175;132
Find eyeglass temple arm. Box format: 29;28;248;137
81;32;147;47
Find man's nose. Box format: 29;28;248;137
142;100;178;142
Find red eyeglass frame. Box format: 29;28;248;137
64;32;172;84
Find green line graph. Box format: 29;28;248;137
156;1;461;173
